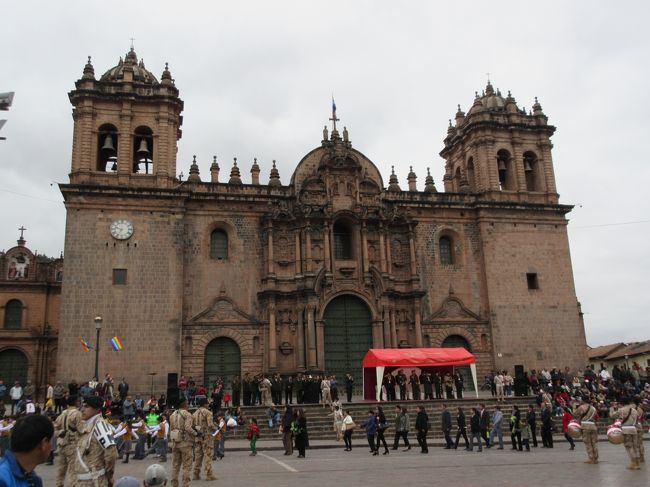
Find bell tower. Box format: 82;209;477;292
440;81;558;204
68;48;183;188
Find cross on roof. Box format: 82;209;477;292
329;98;339;133
18;226;26;239
130;37;136;50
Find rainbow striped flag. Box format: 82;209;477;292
110;336;124;351
79;338;92;352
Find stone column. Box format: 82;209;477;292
383;306;392;348
316;319;325;371
323;222;331;272
306;306;317;368
118;103;133;175
361;221;369;273
294;229;302;275
408;225;417;278
266;221;274;276
511;140;526;193
538;141;557;193
268;301;277;370
297;308;306;371
414;300;423;348
379;223;387;273
390;308;398;348
372;320;384;348
385;230;392;275
304;225;312;273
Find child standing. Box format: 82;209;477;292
247;418;261;456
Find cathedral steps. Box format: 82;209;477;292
222;397;617;441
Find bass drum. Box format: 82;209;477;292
607;422;624;445
567;420;582;439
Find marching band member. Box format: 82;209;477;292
72;395;118;487
574;398;598;464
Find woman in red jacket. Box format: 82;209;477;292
561;407;575;450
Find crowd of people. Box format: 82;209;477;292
1;361;649;486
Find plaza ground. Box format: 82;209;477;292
37;440;648;487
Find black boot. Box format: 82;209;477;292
122;452;130;464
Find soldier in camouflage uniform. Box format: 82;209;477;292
54;396;83;487
192;397;217;481
169;398;196;487
616;397;640;470
72;395;118;487
574;398;598;464
634;398;645;464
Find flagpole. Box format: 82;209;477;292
94;316;102;380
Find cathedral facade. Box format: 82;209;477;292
57;48;587;394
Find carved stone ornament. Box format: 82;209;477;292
188;295;256;325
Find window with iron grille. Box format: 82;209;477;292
210;230;228;260
439;236;453;265
4;300;23;329
333;221;352;260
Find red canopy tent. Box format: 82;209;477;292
362;348;478;400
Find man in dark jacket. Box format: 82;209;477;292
527;404;538;447
415;406;429;453
469;408;483;451
540;404;553;448
441;403;453;448
479;403;490;447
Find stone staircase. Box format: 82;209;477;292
221;397;613;441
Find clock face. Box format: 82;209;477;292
110;219;134;240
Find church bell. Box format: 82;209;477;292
101;134;116;155
524;159;533;172
136;138;150;158
497;159;507;171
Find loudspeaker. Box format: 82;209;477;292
167;387;180;408
514;365;525;379
167;373;178;388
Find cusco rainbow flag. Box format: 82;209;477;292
79;338;92;352
110;336;124;351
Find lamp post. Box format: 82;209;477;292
149;372;157;399
94;316;102;380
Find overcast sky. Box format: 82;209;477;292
1;1;648;347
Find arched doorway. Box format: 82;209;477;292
442;334;474;393
323;295;373;395
204;338;240;389
0;349;28;388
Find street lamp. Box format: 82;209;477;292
94;316;102;380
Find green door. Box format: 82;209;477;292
442;334;474;393
0;349;28;388
204;338;240;388
324;295;373;394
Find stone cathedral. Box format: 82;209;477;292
57;48;587;394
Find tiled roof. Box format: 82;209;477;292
587;342;626;360
605;340;650;360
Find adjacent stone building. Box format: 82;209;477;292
0;231;61;397
57;48;587;394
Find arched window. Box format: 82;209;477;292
523;151;538;191
4;300;23;329
454;167;462;191
333;220;353;260
133;126;154;174
439;236;453;265
97;124;118;172
210;230;228;260
496;149;513;190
